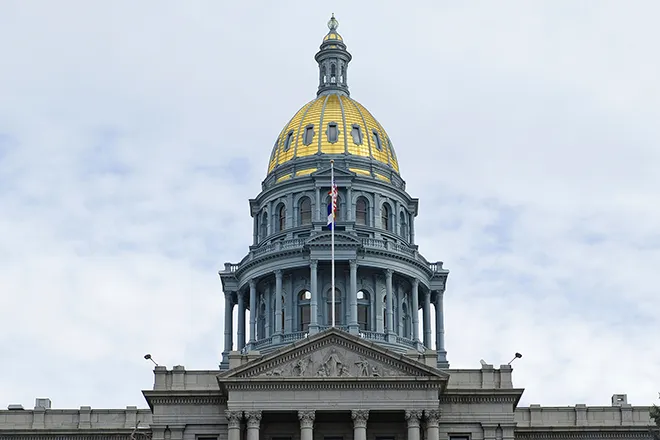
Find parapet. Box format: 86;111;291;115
445;363;516;389
0;403;152;431
152;365;221;391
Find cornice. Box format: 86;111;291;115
440;394;521;405
142;390;226;410
0;430;151;440
515;429;653;440
223;380;441;391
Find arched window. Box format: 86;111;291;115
400;211;408;239
356;197;368;226
326;288;341;325
322;65;327;84
330;64;337;83
260;211;268;240
257;301;266;339
340;65;345;84
357;290;370;331
382;294;388;331
299;290;312;331
277;204;286;232
299;197;312;225
381;204;391;230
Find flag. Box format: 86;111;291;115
327;183;338;229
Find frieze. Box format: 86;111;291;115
0;435;148;440
148;396;226;405
439;395;518;404
515;431;653;440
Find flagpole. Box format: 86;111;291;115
330;160;336;328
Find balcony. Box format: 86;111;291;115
222;236;445;276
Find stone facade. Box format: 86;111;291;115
1;14;655;440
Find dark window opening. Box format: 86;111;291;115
356;197;368;225
381;204;390;230
351;125;363;145
303;125;314;146
371;130;382;150
327;123;338;143
278;204;286;231
284;131;294;151
299;197;312;225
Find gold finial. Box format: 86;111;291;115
328;13;338;31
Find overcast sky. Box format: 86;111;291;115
1;1;659;410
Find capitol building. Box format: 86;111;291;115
0;15;654;440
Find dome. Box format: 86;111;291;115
265;14;400;182
267;93;400;177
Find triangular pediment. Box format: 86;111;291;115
218;328;448;381
311;166;356;179
306;232;361;246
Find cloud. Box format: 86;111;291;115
0;0;658;410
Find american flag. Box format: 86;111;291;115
327;183;338;227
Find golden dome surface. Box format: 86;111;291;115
267;93;400;176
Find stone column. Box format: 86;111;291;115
237;291;246;350
405;410;422;440
424;410;440;440
385;269;393;333
423;290;431;347
434;291;445;353
411;279;420;341
351;410;369;440
223;292;234;358
249;280;257;343
310;260;319;333
349;260;358;333
298;410;315;440
225;411;242;440
245;411;262;440
275;270;283;333
410;213;415;244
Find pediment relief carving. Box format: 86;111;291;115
306;233;361;246
235;336;428;379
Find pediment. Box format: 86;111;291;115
311;166;356;179
306;232;361;246
219;328;448;381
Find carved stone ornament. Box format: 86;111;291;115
298;410;316;429
405;410;423;428
245;411;262;429
225;410;243;429
254;343;410;378
424;409;441;427
351;409;369;428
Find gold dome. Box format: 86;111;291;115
267;93;400;177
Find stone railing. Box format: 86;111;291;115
221;237;445;275
0;406;152;431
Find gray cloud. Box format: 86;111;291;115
0;0;658;409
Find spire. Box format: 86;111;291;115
315;13;352;96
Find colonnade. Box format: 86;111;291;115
221;262;446;361
225;409;441;440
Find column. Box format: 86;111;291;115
410;213;415;244
249;280;257;343
424;410;440;440
298;410;315;440
423;290;432;347
245;411;262;440
385;269;393;333
434;289;447;366
253;215;258;245
310;260;319;333
405;410;422;440
411;279;420;341
346;187;353;221
351;410;369;440
237;291;245;350
349;260;358;333
225;411;242;440
275;270;283;333
223;292;234;356
315;188;321;222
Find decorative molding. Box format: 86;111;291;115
439;395;518;404
405;409;423;428
149;396;226;406
351;409;369;429
225;410;243;429
515;431;653;440
424;409;440;428
223;381;440;391
244;411;262;429
0;435;148;440
298;410;316;429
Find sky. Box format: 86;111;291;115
0;0;659;410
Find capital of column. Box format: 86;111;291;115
310;259;318;270
298;410;315;429
349;259;357;269
385;268;393;278
351;409;369;429
275;269;283;279
405;409;423;428
245;411;262;429
424;409;441;428
225;410;243;429
249;279;256;289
